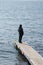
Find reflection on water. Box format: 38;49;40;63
0;1;43;65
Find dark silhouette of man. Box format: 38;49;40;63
18;24;24;43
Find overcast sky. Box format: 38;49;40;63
9;0;43;1
10;0;43;1
0;0;43;1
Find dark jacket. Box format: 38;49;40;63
18;26;24;36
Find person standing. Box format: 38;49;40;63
18;24;24;43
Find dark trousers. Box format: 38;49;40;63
19;35;22;43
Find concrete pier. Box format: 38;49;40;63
14;42;43;65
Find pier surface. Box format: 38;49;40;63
15;42;43;65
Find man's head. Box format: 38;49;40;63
20;24;22;27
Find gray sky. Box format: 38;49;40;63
10;0;43;1
0;0;43;1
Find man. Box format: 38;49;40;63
18;24;24;43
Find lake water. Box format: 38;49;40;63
0;1;43;65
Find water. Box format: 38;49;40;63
0;0;43;65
